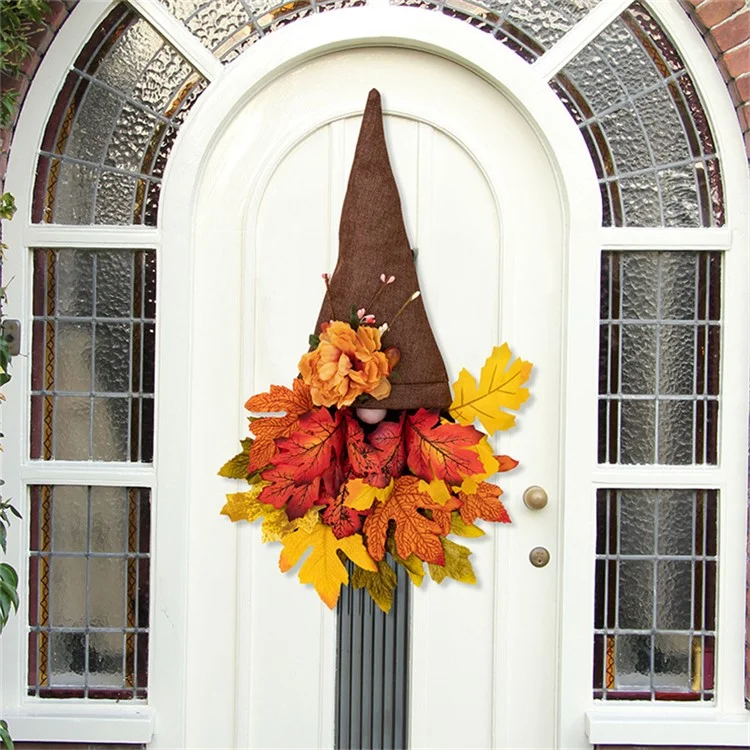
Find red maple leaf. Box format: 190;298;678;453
321;484;363;539
368;414;406;481
346;412;394;488
273;407;346;484
259;467;322;520
457;481;511;525
404;409;484;484
363;476;447;565
496;455;519;472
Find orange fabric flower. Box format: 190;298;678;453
299;321;392;408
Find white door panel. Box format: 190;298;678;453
193;46;563;748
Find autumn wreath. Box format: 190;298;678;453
219;276;532;612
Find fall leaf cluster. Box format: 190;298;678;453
220;344;532;612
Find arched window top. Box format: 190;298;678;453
32;0;728;229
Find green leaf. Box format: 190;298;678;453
428;538;476;585
217;439;254;479
308;334;320;349
349;304;359;329
0;563;19;589
0;524;6;554
351;559;397;613
0;578;19;612
8;504;21;519
0;719;13;750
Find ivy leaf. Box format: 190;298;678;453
351;559;398;613
245;380;314;472
404;409;484;484
449;344;532;436
458;481;511;525
363;476;447;565
428;538;476;584
279;521;376;608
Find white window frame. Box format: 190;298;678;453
0;0;747;746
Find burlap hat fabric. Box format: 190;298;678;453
314;89;452;411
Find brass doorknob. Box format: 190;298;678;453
529;546;550;568
523;485;548;511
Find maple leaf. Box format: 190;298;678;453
458;481;511;525
386;536;425;587
363;476;448;565
259;466;321;520
450;512;485;538
404;409;484;484
245;380;313;471
368;414;406;479
321;485;363;539
449;344;532;436
273;407;346;484
346;413;391;488
279;522;376;609
220;481;269;522
218;438;257;479
496;455;519;472
351;560;398;613
342;478;393;511
460;437;500;494
428;538;476;584
260;507;296;542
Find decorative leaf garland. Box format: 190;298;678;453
220;292;532;613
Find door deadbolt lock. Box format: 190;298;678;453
523;485;548;511
529;546;550;568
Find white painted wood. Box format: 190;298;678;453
128;0;223;81
22;225;160;249
600;227;733;251
532;0;632;81
586;710;750;746
19;462;155;486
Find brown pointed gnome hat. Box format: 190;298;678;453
314;89;452;411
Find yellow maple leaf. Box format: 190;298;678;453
278;522;377;608
460;437;500;494
449;344;532;436
418;478;453;506
343;478;394;511
450;512;485;538
220;482;269;522
386;536;425;587
428;538;477;584
351;560;398;613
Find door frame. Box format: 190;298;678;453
157;6;601;748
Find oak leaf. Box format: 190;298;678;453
245;380;313;471
428;538;476;584
278;522;376;608
363;475;448;565
458;481;511;525
404;409;484;484
450;344;532;435
351;560;398;613
273;407;345;484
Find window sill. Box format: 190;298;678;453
586;708;750;746
3;705;154;743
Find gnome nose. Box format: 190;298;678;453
313;89;451;412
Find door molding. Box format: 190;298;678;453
158;6;600;748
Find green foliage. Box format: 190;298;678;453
0;0;50;128
0;194;16;222
0;719;13;750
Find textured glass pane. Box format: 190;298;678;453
92;397;130;461
186;0;255;57
90;487;128;553
504;0;572;49
54;396;91;460
615;634;651;689
660;254;697;320
659;326;694;395
621;254;658;320
652;634;690;690
619;491;655;555
657;399;693;465
49;556;86;627
55;322;93;392
31;249;156;462
656;560;692;630
618;560;653;629
35;5;206;226
554;4;724;227
29;486;151;699
51;486;88;553
620;399;655;464
620;325;656;395
89;632;125;688
658;492;694;556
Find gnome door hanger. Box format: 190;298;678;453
220;89;533;612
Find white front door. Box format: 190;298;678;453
185;46;565;749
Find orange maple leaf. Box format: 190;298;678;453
258;467;321;520
458;481;511;525
346;412;392;488
245;380;313;472
404;409;484;484
363;475;451;565
368;414;406;480
273;407;346;484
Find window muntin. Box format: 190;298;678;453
598;251;721;465
594;489;717;701
28;486;150;700
31;248;156;462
